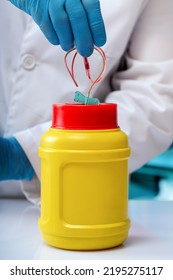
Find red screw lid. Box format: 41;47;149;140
51;103;119;130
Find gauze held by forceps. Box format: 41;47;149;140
74;91;100;105
64;47;107;105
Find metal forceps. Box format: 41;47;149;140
64;47;107;104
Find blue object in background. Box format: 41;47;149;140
129;145;173;200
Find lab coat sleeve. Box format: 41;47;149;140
14;121;51;205
105;0;173;173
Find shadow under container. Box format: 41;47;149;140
38;103;130;250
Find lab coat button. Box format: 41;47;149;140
22;54;36;70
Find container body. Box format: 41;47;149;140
38;126;130;250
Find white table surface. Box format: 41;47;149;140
0;199;173;260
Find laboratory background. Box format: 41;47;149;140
129;145;173;200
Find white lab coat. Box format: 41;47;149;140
0;0;173;204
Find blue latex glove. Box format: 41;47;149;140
9;0;106;57
0;137;34;181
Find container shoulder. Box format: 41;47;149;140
40;128;129;150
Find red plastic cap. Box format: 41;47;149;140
52;103;118;130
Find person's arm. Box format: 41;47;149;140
0;137;34;181
8;0;106;57
105;0;173;173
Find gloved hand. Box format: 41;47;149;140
9;0;106;57
0;137;34;181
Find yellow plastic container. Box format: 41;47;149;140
38;103;130;250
